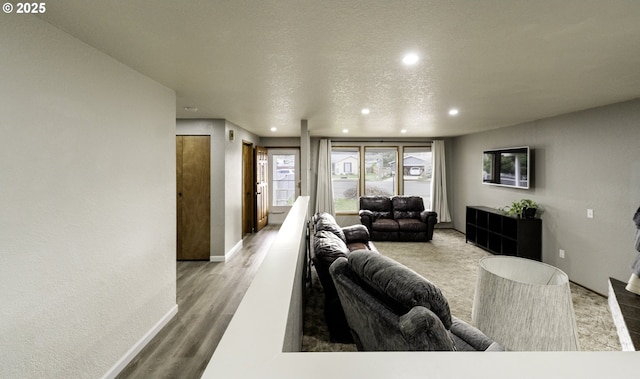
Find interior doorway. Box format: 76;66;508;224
242;142;254;236
176;135;211;260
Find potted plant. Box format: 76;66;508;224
502;199;539;218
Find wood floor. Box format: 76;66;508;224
117;225;279;379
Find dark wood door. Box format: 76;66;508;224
176;135;211;260
242;142;254;235
255;146;268;231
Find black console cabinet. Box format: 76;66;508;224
466;206;541;261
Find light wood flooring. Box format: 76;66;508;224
117;225;279;379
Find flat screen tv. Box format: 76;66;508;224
483;146;532;189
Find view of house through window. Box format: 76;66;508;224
331;144;432;214
331;147;360;212
364;147;398;197
402;147;432;208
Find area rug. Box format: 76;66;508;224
302;229;621;351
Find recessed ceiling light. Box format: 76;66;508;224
342;129;349;134
448;108;459;116
402;53;419;65
400;129;407;134
361;108;370;115
270;127;277;132
184;106;198;112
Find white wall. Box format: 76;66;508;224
224;121;261;254
451;98;640;294
0;16;177;379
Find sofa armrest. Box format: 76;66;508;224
342;224;370;244
449;316;504;351
359;210;374;231
420;210;438;224
399;306;455;351
421;211;438;241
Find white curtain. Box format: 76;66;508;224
430;140;451;223
315;138;335;215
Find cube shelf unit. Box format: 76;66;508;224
466;206;541;261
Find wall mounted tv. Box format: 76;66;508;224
483;146;532;189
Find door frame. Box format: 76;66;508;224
255;146;269;231
242;141;255;236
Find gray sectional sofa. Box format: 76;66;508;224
329;249;503;351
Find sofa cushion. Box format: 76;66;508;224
315;212;346;242
313;230;349;266
372;219;399;232
347;250;452;329
397;218;427;232
392;196;425;220
313;230;350;300
347;241;370;251
360;196;393;219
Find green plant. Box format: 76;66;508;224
501;199;538;218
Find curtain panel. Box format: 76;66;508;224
315;139;335;215
430;140;451;223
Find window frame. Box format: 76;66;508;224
331;142;432;215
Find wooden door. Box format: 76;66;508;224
255;146;268;231
242;142;254;236
176;135;211;260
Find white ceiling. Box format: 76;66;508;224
39;1;640;138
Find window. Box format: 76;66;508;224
364;147;398;196
331;144;432;214
402;147;432;207
331;147;360;213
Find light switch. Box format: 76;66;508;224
587;209;594;219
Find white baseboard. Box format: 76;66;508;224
101;304;178;379
209;240;244;262
225;239;243;261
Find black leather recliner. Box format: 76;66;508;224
312;212;377;342
358;196;437;241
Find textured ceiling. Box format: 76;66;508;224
39;1;640;138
